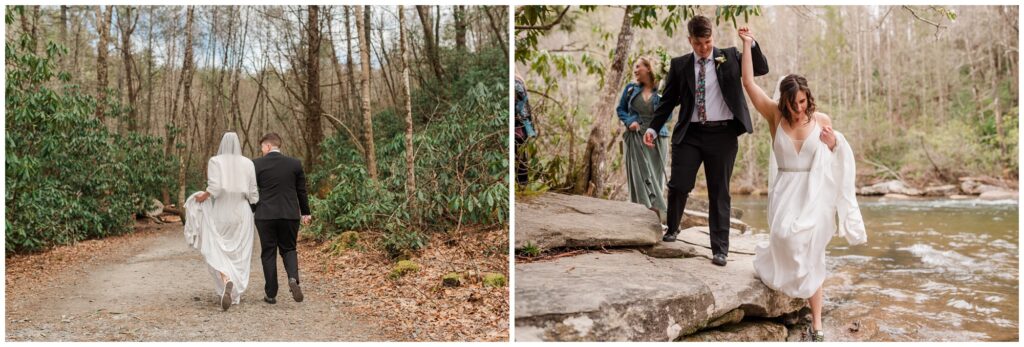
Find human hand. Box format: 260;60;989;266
301;215;312;225
629;121;640;131
738;26;754;45
820;126;837;150
195;191;210;203
643;130;656;148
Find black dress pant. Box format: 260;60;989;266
666;122;738;257
256;219;300;298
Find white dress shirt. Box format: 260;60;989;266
690;51;734;123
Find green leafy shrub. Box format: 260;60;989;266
309;47;509;243
5;10;173;253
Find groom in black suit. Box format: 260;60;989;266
253;133;311;303
644;16;769;266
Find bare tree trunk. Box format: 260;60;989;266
408;29;430;92
483;6;508;58
230;8;248;152
415;5;445;82
356;6;378;180
576;7;634;197
454;5;467;51
399;6;416;219
118;6;139;132
20;6;40;54
363;6;373;94
145;6;155;136
60;6;69;51
344;6;359;125
202;7;223;176
373;22;398;108
95;6;112;121
31;6;41;52
326;7;351;126
305;5;323;169
434;5;440;50
177;6;197;210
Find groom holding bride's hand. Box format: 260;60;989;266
644;15;769;267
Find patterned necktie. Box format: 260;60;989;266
697;57;708;123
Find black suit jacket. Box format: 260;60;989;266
649;43;769;145
252;151;310;220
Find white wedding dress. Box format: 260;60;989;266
752;119;867;299
183;133;259;304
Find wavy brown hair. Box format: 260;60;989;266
778;74;816;126
635;56;658;89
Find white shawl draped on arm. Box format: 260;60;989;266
767;130;866;246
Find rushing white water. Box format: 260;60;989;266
735;196;1019;342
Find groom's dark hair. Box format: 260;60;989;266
260;133;282;148
687;15;713;38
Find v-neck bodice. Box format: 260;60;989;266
773;121;820;172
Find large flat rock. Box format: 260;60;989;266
682;321;788;342
685;198;745;220
515;248;805;341
515;193;661;250
675;226;761;256
681;210;750;233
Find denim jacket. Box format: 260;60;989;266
616;82;670;137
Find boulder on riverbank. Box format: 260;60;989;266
514;193;807;342
859;180;923;196
979;190;1018;201
923;185;958;197
515;249;805;341
514;193;661;251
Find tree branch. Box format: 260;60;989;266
902;6;945;30
527;88;565;109
515;6;570;31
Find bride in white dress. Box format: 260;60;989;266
183;132;259;311
738;28;867;341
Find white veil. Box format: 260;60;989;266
766;75;788;218
209;132;255;196
217;132;243;156
771;75;787;102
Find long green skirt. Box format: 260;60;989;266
623;130;668;214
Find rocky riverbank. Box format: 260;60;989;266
514;193;812;342
735;176;1018;202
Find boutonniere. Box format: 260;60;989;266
714;55;726;71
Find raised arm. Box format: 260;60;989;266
739;27;778;127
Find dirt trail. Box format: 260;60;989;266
6;221;390;341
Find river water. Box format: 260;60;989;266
733;196;1019;342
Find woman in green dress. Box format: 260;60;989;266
617;56;671;224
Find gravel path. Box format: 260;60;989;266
6;221;390;341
